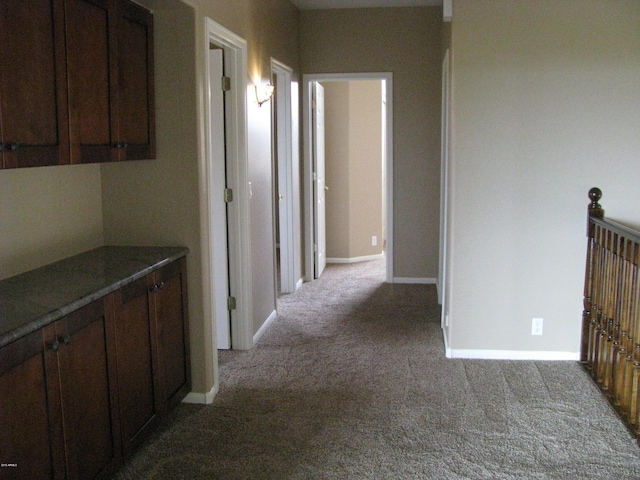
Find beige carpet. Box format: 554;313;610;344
112;259;640;479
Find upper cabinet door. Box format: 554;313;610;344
65;0;155;163
114;0;155;160
0;0;70;169
65;0;114;164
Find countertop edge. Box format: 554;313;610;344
0;247;189;349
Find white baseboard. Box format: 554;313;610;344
183;384;218;405
254;309;277;344
393;277;437;285
445;347;580;361
442;325;450;354
327;254;383;264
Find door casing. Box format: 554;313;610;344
202;18;253;361
302;73;394;283
270;58;300;294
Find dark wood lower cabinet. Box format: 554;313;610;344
0;299;121;480
112;276;160;458
0;329;59;479
152;258;191;409
0;257;190;479
55;300;122;480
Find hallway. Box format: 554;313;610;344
113;260;640;479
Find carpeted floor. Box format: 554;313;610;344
112;259;640;479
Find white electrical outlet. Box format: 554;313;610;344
532;318;543;336
372;235;377;246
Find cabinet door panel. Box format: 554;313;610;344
0;0;69;168
56;300;121;480
116;0;155;160
65;0;113;164
153;259;190;407
114;277;159;456
0;329;61;480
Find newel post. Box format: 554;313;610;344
582;187;604;363
587;187;604;237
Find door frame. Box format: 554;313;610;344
202;18;253;355
311;81;326;279
270;58;299;294
207;47;231;349
439;50;451;328
302;72;394;283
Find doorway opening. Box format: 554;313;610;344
303;73;394;283
271;58;301;297
204;18;253;356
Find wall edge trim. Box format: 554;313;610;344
182;385;218;405
254;309;278;345
393;277;437;284
445;348;580;361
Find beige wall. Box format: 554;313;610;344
324;82;351;259
1;0;301;396
349;81;383;259
324;80;383;261
199;0;300;341
301;7;442;279
101;0;204;385
446;0;640;355
0;164;103;280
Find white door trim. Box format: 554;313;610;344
270;58;298;294
203;18;253;351
439;50;451;328
312;82;327;278
207;48;230;349
302;72;394;283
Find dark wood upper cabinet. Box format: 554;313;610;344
66;0;155;164
0;0;70;169
0;0;155;169
114;0;155;161
66;0;114;164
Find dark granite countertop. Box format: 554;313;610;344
0;246;189;348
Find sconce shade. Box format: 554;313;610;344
255;84;275;106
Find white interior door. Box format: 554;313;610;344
312;82;326;278
209;48;231;349
272;60;296;293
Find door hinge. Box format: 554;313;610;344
227;296;237;311
312;99;316;110
221;76;231;92
224;188;233;203
314;243;318;253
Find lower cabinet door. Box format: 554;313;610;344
55;299;121;480
0;328;61;480
113;277;160;457
151;258;191;408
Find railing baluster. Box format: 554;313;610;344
582;188;640;438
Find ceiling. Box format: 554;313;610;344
290;0;442;10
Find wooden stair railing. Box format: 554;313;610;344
582;187;640;435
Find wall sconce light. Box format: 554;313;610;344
255;84;274;107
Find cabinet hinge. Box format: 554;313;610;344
221;76;231;92
228;296;237;311
224;188;233;203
